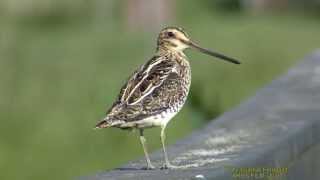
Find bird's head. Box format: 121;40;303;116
157;27;190;52
157;26;240;64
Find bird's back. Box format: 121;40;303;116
103;51;191;129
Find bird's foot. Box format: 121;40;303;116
142;164;156;170
161;162;178;170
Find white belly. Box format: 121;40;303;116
139;110;178;128
119;104;184;129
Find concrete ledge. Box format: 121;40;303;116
83;51;320;180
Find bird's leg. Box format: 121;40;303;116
139;129;155;170
160;126;177;169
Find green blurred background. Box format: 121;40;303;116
1;0;320;179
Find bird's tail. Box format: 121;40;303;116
95;115;115;129
94;116;123;129
95;119;111;129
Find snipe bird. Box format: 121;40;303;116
95;27;240;169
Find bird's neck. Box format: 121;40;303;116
156;46;186;58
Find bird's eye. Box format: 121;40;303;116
167;32;174;37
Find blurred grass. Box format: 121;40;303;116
1;3;320;179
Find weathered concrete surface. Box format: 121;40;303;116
83;51;320;180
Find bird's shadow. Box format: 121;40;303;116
115;167;158;171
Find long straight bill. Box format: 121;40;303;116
187;41;241;64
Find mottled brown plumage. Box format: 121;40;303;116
95;27;240;169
